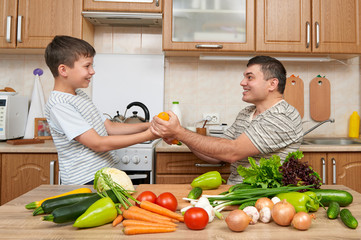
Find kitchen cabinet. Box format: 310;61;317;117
302;152;361;193
83;0;162;13
163;0;255;52
256;0;361;53
156;152;230;184
0;153;58;205
0;0;93;50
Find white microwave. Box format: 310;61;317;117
0;94;28;140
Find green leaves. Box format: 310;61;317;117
237;155;283;188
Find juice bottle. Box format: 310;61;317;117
348;111;360;138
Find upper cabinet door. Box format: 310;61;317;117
256;0;312;52
0;0;17;48
163;0;255;52
16;0;83;49
312;0;361;53
83;0;163;13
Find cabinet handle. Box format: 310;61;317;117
321;157;326;184
155;0;159;7
195;163;225;167
332;158;336;185
50;160;55;185
315;22;320;48
306;21;310;48
6;16;12;43
195;44;223;49
17;16;22;43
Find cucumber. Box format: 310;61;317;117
326;201;340;219
33;193;96;216
239;200;257;210
187;187;203;199
340;209;358;229
310;189;353;207
42;190;118;223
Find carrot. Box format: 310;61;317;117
123;226;176;235
140;201;184;222
112;214;124;227
122;219;177;228
122;209;177;227
128;206;178;223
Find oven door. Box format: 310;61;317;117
124;170;154;185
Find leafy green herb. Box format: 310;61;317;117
237;155;283;188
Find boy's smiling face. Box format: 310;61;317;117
68;56;95;89
58;55;95;94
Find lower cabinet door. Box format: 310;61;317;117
1;153;58;205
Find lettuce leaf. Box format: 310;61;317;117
237;155;283;188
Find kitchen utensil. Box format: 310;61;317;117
104;101;150;124
284;75;304;118
196;128;207;135
310;76;331;122
6;139;45;145
124;101;150;123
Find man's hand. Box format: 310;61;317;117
150;111;182;139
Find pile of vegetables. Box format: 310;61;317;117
25;167;184;235
181;151;357;232
237;151;321;189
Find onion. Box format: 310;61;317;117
255;197;274;212
292;212;315;231
271;199;296;226
225;209;252;232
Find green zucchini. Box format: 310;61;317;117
239;200;257;210
187;187;203;199
310;189;353;207
33;193;96;216
326;201;340;219
340;209;358;229
42;190;118;223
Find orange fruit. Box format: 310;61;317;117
158;112;170;121
156;112;182;146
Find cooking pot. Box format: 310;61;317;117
105;101;150;124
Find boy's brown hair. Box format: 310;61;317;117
45;35;96;77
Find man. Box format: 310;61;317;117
151;56;303;184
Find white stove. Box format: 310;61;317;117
113;139;159;184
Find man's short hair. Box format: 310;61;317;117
45;35;96;77
247;56;287;94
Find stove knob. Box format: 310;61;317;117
121;155;130;164
132;155;140;164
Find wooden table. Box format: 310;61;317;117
0;184;360;239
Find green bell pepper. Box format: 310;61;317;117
191;171;225;190
73;197;117;228
303;191;320;212
276;192;313;213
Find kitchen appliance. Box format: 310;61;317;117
105;101;150;123
0;93;28;140
92;54;164;184
113;139;160;184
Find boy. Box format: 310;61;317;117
44;35;158;185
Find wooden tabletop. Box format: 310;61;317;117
0;184;360;239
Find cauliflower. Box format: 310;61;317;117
94;167;134;193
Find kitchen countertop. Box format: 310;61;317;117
1;138;361;154
156;140;361;152
0;184;359;239
0;140;57;153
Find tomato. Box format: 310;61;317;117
184;207;209;230
155;192;178;212
135;191;157;207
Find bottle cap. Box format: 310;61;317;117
172;101;179;104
